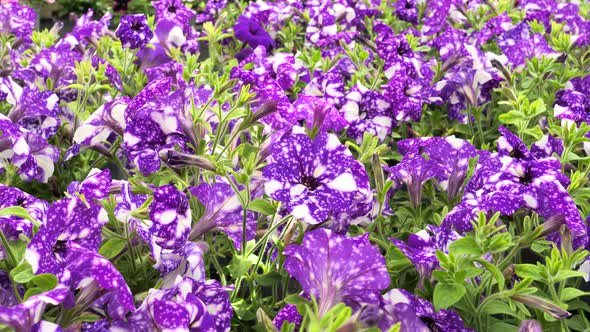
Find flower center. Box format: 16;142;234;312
131;21;143;31
519;168;533;185
509;148;525;159
301;175;321;191
420;317;440;331
168;5;177;13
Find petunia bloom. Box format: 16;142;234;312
378;289;473;331
263;129;370;224
283;229;390;316
111;277;233;332
189;177;262;250
234;15;275;51
116;14;153;49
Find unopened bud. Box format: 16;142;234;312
511;295;570;319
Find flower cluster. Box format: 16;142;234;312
0;0;589;331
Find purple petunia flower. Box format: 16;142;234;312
0;287;70;332
1;76;60;139
189;177;262;250
396;0;418;24
383;70;433;122
303;70;346;109
554;75;590;125
378;289;473;331
152;0;195;29
497;22;558;67
234;15;276;51
391;224;460;282
444;128;588;248
147;184;192;250
0;2;36;42
273;304;302;330
71;96;129;158
123;78;191;176
340;83;394;143
392;136;478;202
116;14;153;49
71;9;112;45
111;277;233;332
291;95;347;133
263;129;370;224
0;114;59;183
283;228;390;316
230;66;296;130
0;185;47;241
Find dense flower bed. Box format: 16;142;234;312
0;0;590;331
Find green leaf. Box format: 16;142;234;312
254;271;282;286
515;264;543;279
386;323;401;332
560;288;590;302
449;237;482;256
475;258;505;290
228;253;258;279
23;287;44;301
10;261;34;283
481;299;526;319
99;238;127;259
0;207;38;225
248;199;277;215
257;308;279;332
31;274;57;291
284;294;309;306
77;313;103;323
433;282;466;311
552;270;586;283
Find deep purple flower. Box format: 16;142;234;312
230;66;295;130
303;70;346;109
0;185;47;241
476;13;512;44
0;287;69;332
71;97;129;157
378;289;473;332
421;0;454;36
25;169;112;277
196;0;228;23
554;75;590;125
396;0;418;24
383;70;432;122
111;277;232;332
0;2;36;41
0;114;59;183
189;177;261;250
341;83;394;143
71;9;112;45
147;184;192;250
152;0;195;29
29;43;83;102
283;229;390;316
65;243;135;320
123;79;192;176
1;77;60;139
391;225;460;282
234;15;275;51
444;129;588;248
116;14;153;49
263;129;370;224
292;95;347;133
273;304;302;330
498;22;557;67
395;136;478;201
